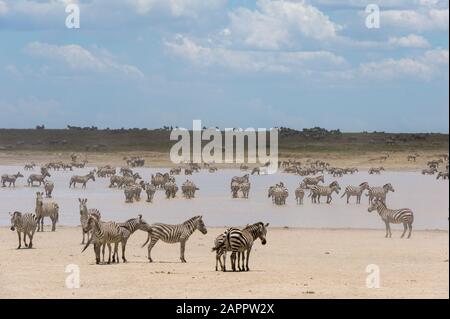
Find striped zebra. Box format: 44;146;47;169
212;228;241;271
10;211;38;249
112;215;149;263
79;198;101;244
1;172;24;187
69;171;95;188
422;167;437;175
295;182;306;205
368;199;414;239
35;192;59;232
367;183;395;204
302;175;324;189
223;222;269;272
44;181;54;198
141;216;208;263
27;171;50;187
309;182;341;204
437;171;449;180
82;215;122;264
341;182;370;204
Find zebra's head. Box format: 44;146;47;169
88;172;96;181
318;176;325;183
194;216;207;235
383;183;395;193
360;182;370;190
257;222;269;245
79;198;88;215
16;172;24;178
368;199;385;213
9;211;22;231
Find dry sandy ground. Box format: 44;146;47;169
0;227;448;299
0;150;447;170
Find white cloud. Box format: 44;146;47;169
165;34;345;73
0;0;8;15
129;0;225;17
25;42;144;79
381;8;449;31
388;34;430;48
227;0;342;50
358;49;449;80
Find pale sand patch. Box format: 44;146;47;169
0;150;447;170
0;227;448;299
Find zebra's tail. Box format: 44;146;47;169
54;204;59;222
141;228;153;248
340;191;347;198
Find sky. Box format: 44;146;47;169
0;0;448;133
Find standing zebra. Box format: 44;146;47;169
368;199;414;239
79;198;101;244
341;182;370;204
367;183;395;204
27;171;50;187
141;216;208;263
309;182;341;204
10;211;38;249
1;172;24;187
295;182;306;205
69;171;95;188
35;192;59;232
44;181;54;198
212;228;241;272
112;215;149;263
82;215;122;264
224;222;269;272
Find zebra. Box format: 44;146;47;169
223;222;269;272
164;181;179;199
437;171;449;180
341;182;370;204
302;175;324;189
212;228;241;271
151;173;171;189
239;182;251;199
407;154;418;162
27;171;50;187
295;182;306;205
369;167;385;175
24;163;36;170
422;167;437;175
35;192;59;232
112;215;149;263
170;167;182;175
109;175;123;188
10;211;38;249
139;182;156;202
82;215;122;264
368;199;414;239
124;184;142;203
69;171;95;188
268;184;288;205
1;172;24;187
309;183;341;204
367;183;395;204
44;181;54;198
182;180;199;199
141;216;208;263
79;198;101;244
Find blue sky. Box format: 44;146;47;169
0;0;448;132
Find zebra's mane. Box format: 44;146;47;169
359;182;368;186
183;216;201;225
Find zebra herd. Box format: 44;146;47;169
3;152;449;268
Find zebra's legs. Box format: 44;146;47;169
230;252;236;271
347;194;350;204
23;232;28;248
401;223;408;238
16;231;21;249
147;238;159;263
107;243;112;264
408;224;413;239
121;240;128;263
384;222;389;238
102;243;106;263
82;230;86;245
245;248;252;272
28;231;34;248
180;241;187;263
51;218;56;232
222;252;227;272
240;252;246;272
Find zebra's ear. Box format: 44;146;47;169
265;223;270;227
138;214;142;220
78;198;81;203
